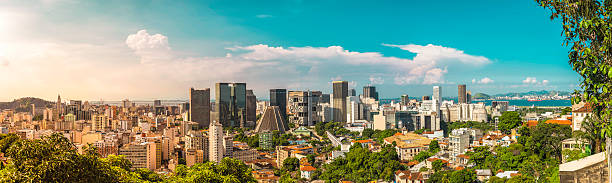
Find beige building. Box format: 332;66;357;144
384;133;431;161
186;149;205;167
119;141;161;171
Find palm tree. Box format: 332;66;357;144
573;116;606;154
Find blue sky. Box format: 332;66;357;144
0;0;578;101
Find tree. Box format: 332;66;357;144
573;116;606;153
498;111;522;134
361;128;375;139
535;0;612;137
0;133;120;182
429;140;440;153
428;170;451;183
449;169;477;183
413;151;433;162
432;159;445;172
282;157;300;172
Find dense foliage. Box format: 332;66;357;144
498;111;522;134
318;144;403;183
167;158;256;182
447;121;494;132
0;133;256;183
360;128;399;143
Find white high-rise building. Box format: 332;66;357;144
209;120;224;163
432;86;441;112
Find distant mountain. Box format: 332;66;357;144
472;93;491;100
492;90;571;97
0;97;54;112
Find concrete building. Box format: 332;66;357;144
186;149;205;167
458;84;467;104
287;91;322;126
332;81;348;123
363;85;378;100
270;89;287;120
216;83;247;128
223;134;233;158
185;131;208;160
255;106;288;133
559;152;608;183
246;90;257;125
209;120;224;163
572;103;592;131
441;103;488;123
449;128;482;163
189;88;211;129
384;133;431;161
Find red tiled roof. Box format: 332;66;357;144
300;165;316;171
573;103;592;113
545;119;572;126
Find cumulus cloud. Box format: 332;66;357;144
125;30;172;63
369;75;384;85
522;77;549;85
474;77;494;84
523;77;537;84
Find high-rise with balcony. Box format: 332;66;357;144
332;81;348;123
190;88;211;129
208;120;224;163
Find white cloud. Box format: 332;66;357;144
472;78;476;84
522;77;549;85
477;77;494;84
125;30;172;63
255;14;274;18
523;77;538;84
369;75;384;85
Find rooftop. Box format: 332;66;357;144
384;132;431;149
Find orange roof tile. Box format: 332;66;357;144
573;103;592;113
545;119;572;126
300;165;316;171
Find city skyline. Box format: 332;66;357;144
0;0;579;101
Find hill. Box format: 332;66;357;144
492;90;571;97
0;97;54;112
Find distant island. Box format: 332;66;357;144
472;90;571;100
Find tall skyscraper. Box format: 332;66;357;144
287;91;322;126
208;120;224;163
433;86;441;112
246;90;257;124
269;89;287;120
153;100;162;107
216;83;247;127
349;89;356;96
458;84;467;104
55;94;62;119
332;81;348;123
190;88;211;129
363;85;378;100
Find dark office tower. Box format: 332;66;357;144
190;88;211;129
215;83;247;127
422;96;431;101
401;95;410;106
246;90;257;124
320;94;331;103
269;89;287;119
332;81;348;123
363;85;378;100
458;84;467;104
349;89;356;96
154;100;162;107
